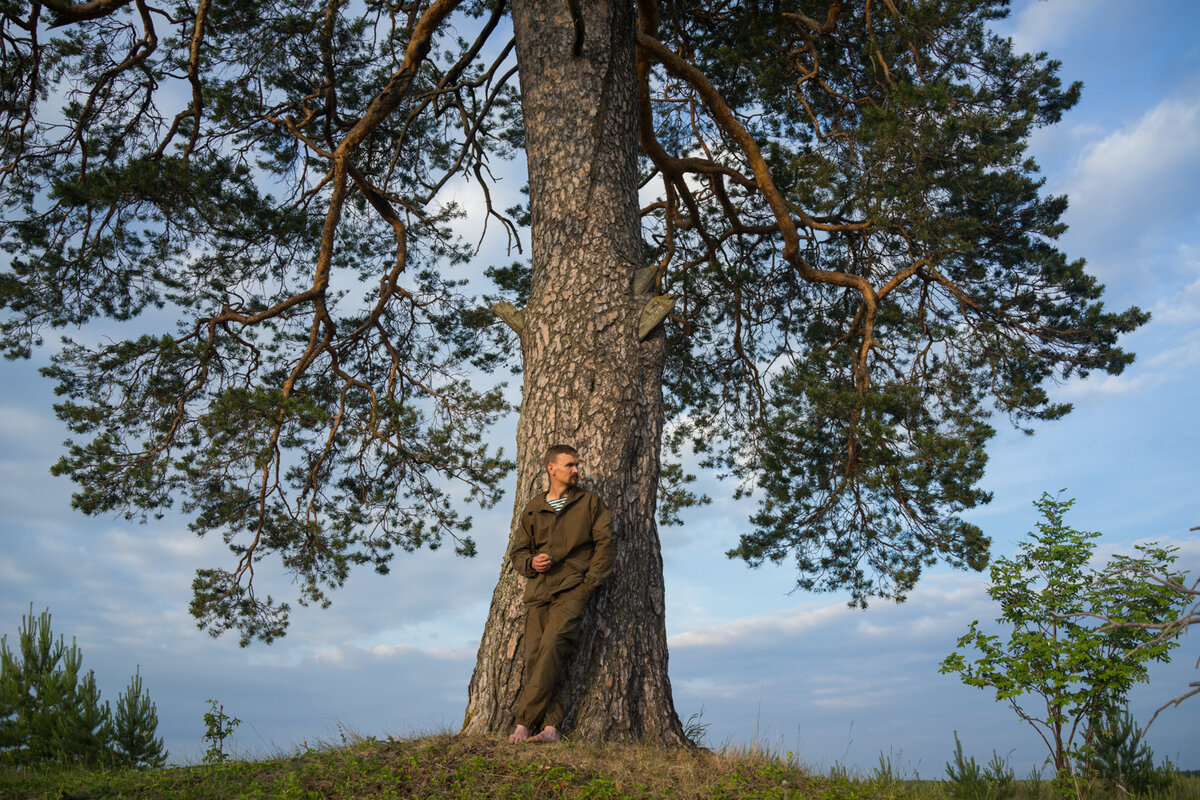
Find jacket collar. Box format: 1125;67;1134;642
533;485;584;513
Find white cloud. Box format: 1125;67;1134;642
671;573;994;655
808;682;910;712
669;602;847;649
1092;534;1200;565
1145;331;1200;370
0;405;52;444
1064;93;1200;261
1051;370;1166;403
1075;94;1200;188
104;526;221;572
366;642;476;662
1043;239;1200;406
1005;0;1098;55
677;676;761;700
1150;246;1200;325
312;642;470;666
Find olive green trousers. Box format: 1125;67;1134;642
515;582;592;730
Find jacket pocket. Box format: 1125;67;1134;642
522;574;548;605
549;556;589;594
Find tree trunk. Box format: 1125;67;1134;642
461;0;685;744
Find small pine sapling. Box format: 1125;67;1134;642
945;731;986;800
112;667;167;768
1;605;113;765
1089;701;1171;797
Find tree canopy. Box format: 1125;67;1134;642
0;0;1147;645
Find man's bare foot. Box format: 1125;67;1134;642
507;724;532;744
529;725;560;743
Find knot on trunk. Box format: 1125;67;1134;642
492;301;526;337
638;294;676;340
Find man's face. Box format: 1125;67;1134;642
548;453;580;488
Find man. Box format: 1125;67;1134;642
507;444;615;744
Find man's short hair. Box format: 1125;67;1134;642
544;444;578;466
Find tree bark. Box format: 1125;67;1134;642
461;0;685;744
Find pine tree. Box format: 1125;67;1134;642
1090;701;1167;796
0;605;164;766
0;605;83;764
0;0;1150;739
111;668;167;769
53;655;114;765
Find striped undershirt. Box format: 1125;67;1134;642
547;496;567;513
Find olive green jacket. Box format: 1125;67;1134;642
509;487;615;605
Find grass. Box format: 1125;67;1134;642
1;734;1198;800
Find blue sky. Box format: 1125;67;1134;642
2;0;1198;774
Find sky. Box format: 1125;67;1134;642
2;0;1198;776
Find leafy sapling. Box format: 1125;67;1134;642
940;494;1184;785
202;699;241;764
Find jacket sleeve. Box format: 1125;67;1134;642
508;509;538;579
583;495;615;591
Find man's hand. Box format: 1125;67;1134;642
531;553;552;573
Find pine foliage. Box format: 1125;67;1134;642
1089;701;1170;796
111;668;167;769
0;605;165;767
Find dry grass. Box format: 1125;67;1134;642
447;734;810;797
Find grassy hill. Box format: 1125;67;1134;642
1;734;853;800
2;734;1197;800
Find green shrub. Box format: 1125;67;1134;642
946;732;987;800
